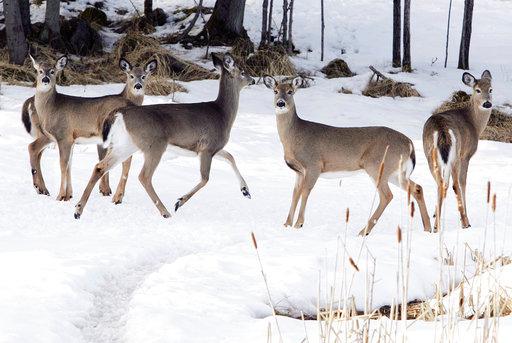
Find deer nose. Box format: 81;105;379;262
276;99;286;108
249;78;255;85
134;83;142;90
483;101;492;109
42;76;50;84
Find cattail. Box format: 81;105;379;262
396;225;402;243
376;146;389;185
251;231;258;250
410;201;415;218
492;193;497;213
345;207;350;223
487;181;491;204
349;257;360;272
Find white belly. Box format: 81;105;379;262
75;136;103;145
166;144;198;158
320;170;364;179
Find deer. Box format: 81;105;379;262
423;70;493;231
26;55;157;202
73;52;254;219
263;76;432;235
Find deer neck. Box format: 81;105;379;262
215;74;241;128
34;86;57;110
469;96;492;136
276;105;300;145
121;86;144;105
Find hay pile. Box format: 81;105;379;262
236;45;296;77
434;90;512;143
113;33;217;82
363;78;420;98
321;59;355;78
146;77;188;96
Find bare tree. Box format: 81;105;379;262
267;0;274;42
45;0;62;48
458;0;474;70
19;0;31;37
320;0;325;61
402;0;411;72
281;0;288;47
287;0;294;53
201;0;248;45
392;0;401;67
144;0;153;18
260;0;269;46
4;0;28;65
444;0;453;68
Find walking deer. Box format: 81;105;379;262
73;53;254;219
26;55;156;202
423;70;493;230
263;76;432;235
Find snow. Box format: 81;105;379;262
2;0;512;342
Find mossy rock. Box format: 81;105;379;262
79;7;108;27
321;58;355;78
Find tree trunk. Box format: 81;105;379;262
201;0;248;45
444;0;453;68
287;0;294;53
392;0;401;67
320;0;325;61
402;0;411;72
458;0;474;70
260;0;269;46
281;0;288;47
4;0;28;65
18;0;31;37
267;0;274;42
45;0;62;48
144;0;153;18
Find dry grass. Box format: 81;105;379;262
435;90;512;143
145;77;188;96
321;59;355;78
363;78;421;98
232;45;296;77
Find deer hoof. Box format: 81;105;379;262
162;212;171;218
74;212;81;219
99;188;112;196
241;187;251;199
174;198;184;212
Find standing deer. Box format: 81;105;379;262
73;53;254;219
423;70;493;230
263;76;432;235
26;55;156;202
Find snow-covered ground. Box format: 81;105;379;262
2;0;512;342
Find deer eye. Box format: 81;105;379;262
489;88;493;93
287;90;293;95
130;75;135;79
274;90;278;94
39;70;43;74
476;89;481;93
50;70;55;75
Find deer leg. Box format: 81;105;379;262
65;152;73;199
405;180;432;232
97;145;112;196
433;176;448;232
452;165;470;228
359;182;393;236
138;149;170;218
460;158;470;224
293;169;320;229
56;140;73;201
28;135;51;195
74;147;136;219
214;149;251;199
175;152;213;211
285;172;304;227
112;156;133;205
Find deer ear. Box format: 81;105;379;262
481;70;492;80
29;54;39;70
212;53;223;70
55;55;68;71
263;75;277;89
119;58;132;72
291;76;302;90
145;59;157;74
223;53;235;72
462;72;476;87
